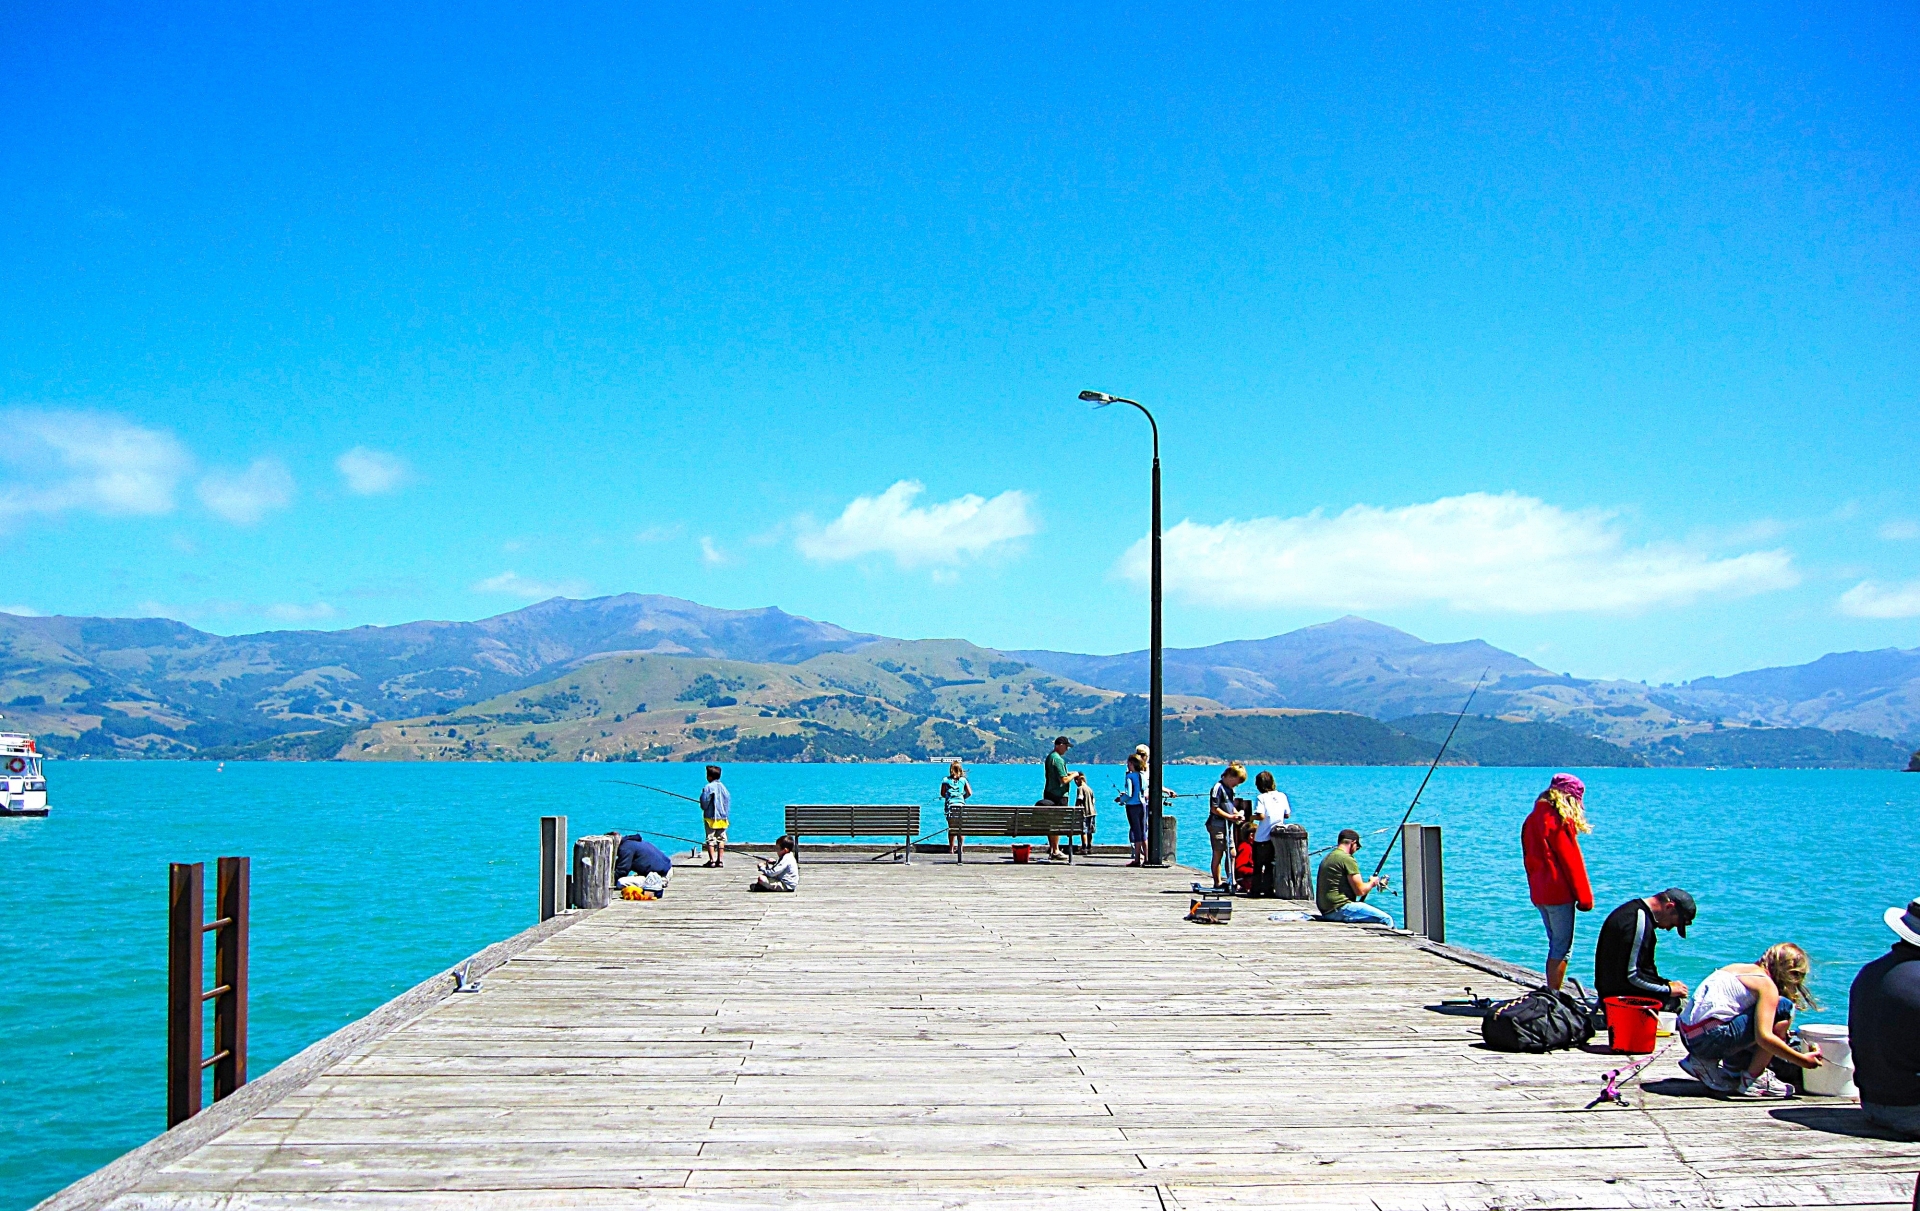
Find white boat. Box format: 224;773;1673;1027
0;731;48;817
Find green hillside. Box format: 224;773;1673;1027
1080;709;1645;768
1640;726;1912;769
1079;711;1437;766
347;640;1183;763
1390;714;1645;767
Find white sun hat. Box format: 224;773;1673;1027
1886;898;1920;948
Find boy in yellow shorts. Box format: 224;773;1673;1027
700;764;730;867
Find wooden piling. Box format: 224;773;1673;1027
570;833;614;909
1271;822;1310;899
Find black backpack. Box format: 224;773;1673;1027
1479;988;1595;1053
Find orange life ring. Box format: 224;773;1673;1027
5;757;24;773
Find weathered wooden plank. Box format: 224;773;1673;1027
51;857;1913;1211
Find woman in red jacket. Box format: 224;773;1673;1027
1522;772;1594;992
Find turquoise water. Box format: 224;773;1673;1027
3;761;1916;1208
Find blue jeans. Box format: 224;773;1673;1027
1323;901;1394;926
1538;903;1576;962
1682;1005;1792;1073
1126;804;1147;845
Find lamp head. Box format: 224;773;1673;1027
1079;390;1114;404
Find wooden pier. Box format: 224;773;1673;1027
46;855;1918;1210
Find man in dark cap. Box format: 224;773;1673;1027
1850;897;1920;1139
1040;735;1074;861
1594;888;1696;1010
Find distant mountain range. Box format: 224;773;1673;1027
1016;616;1920;749
2;595;1915;767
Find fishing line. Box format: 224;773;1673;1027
1370;669;1487;882
608;778;703;805
603;781;723;854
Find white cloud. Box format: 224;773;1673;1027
795;480;1036;569
1118;492;1799;614
1;605;42;616
1838;580;1920;619
472;571;591;600
197;459;295;525
635;523;684;544
264;602;338;623
335;447;409;495
0;411;192;517
700;536;729;567
1879;520;1920;541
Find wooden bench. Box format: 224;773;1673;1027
943;805;1086;863
784;804;923;863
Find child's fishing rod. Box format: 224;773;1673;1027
1369;669;1487;882
606;780;785;865
608;778;702;805
603;780;714;852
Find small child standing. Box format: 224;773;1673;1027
699;764;730;868
941;761;972;856
1233;825;1255;895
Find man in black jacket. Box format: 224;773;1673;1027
1851;898;1920;1139
1594;888;1696;1010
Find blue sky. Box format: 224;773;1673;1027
2;2;1915;683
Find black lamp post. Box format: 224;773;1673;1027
1080;390;1165;866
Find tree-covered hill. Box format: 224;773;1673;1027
1389;714;1645;768
1639;726;1912;769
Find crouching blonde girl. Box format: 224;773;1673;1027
1677;943;1824;1099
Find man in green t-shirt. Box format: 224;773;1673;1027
1041;736;1074;861
1316;828;1393;925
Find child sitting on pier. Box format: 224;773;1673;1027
1676;943;1824;1099
749;836;799;893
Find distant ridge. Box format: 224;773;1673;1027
1;594;1914;762
1014;620;1920;748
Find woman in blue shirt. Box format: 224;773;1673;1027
1120;753;1149;866
941;760;972;856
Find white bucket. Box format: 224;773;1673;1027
1798;1025;1857;1098
1657;1011;1677;1037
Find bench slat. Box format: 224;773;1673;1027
783;804;921;837
944;805;1084;837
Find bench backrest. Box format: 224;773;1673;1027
944;804;1084;837
784;804;921;837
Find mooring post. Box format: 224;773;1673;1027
1271;824;1310;899
570;833;614;909
166;862;204;1128
540;815;568;921
1400;824;1445;942
212;856;250;1100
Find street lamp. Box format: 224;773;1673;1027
1081;389;1166;866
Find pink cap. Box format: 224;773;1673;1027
1549;772;1586;799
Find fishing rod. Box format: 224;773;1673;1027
1369;669;1487;882
605;780;785;866
1308;825;1396;859
603;780;718;854
868;824;955;863
608;778;702;805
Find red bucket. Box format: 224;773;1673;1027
1011;844;1032;864
1603;996;1662;1054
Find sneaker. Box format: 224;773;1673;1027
1733;1070;1795;1100
1679;1054;1740;1095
